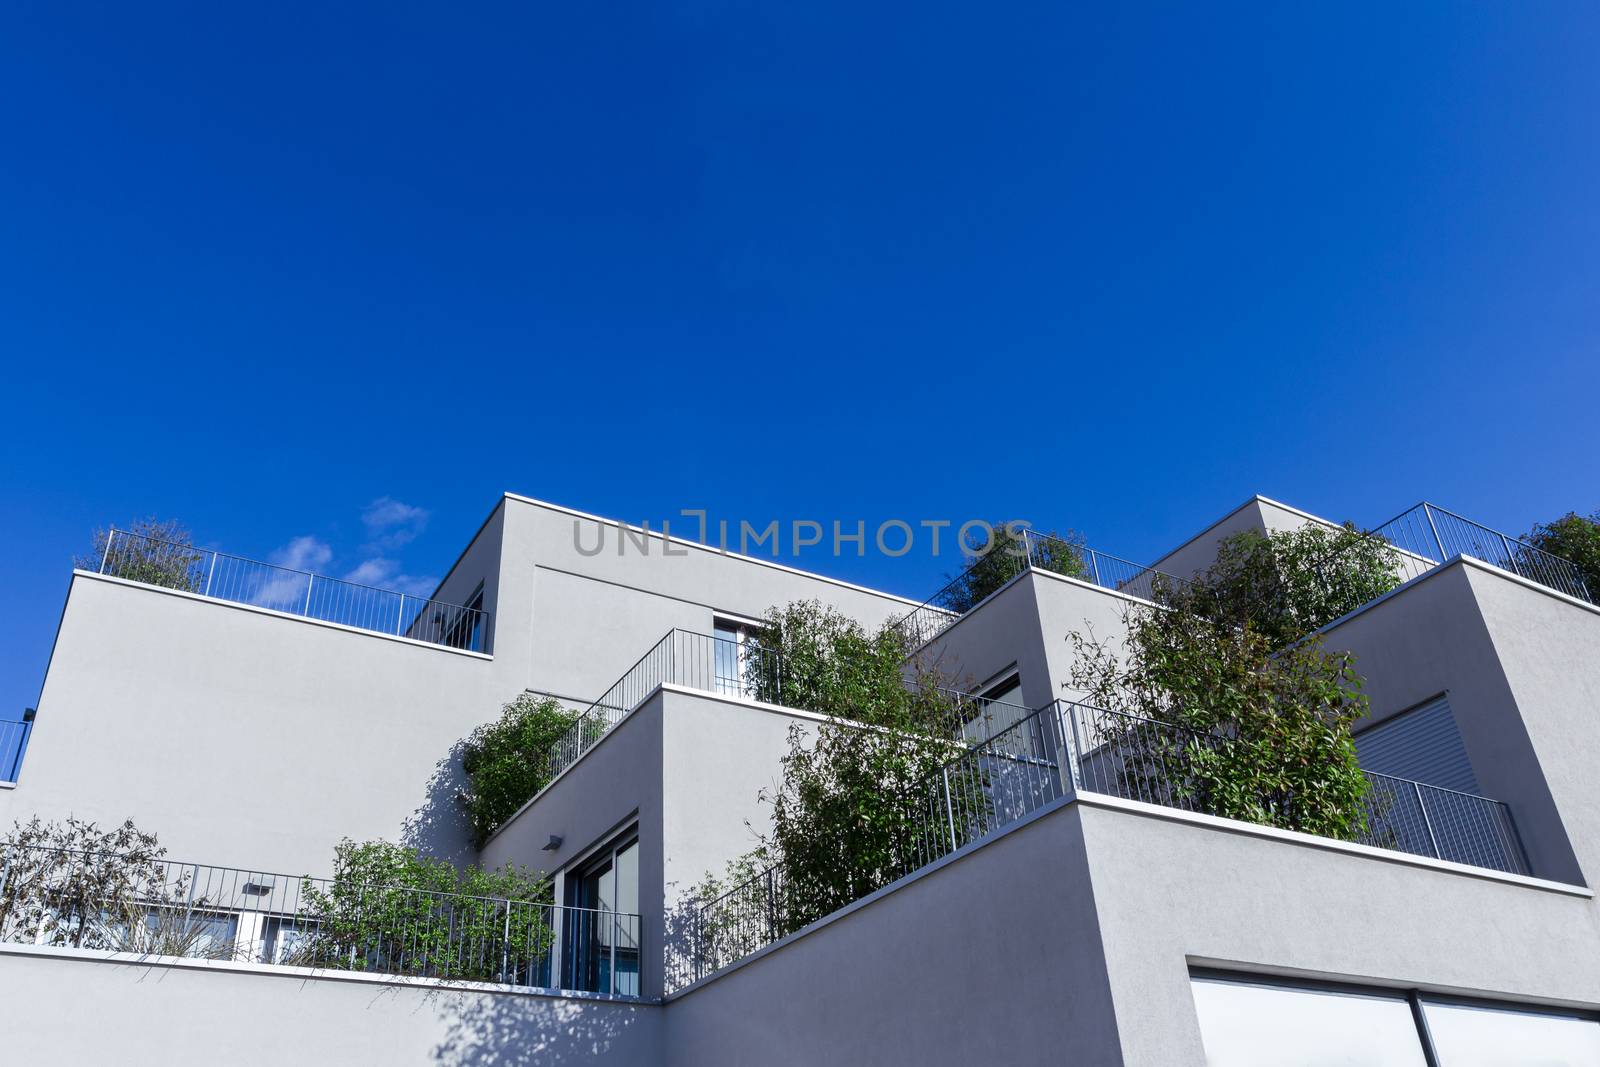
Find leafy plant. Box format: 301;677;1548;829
76;518;205;592
749;600;930;720
719;601;968;934
0;816;181;950
299;839;553;983
943;523;1089;614
1524;510;1600;598
1068;529;1374;839
1178;524;1401;648
460;695;585;847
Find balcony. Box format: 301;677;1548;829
892;530;1192;649
0;845;642;998
687;696;1531;984
91;527;489;652
1363;502;1592;604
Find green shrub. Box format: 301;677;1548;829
77;518;204;592
300;839;552;982
1525;510;1600;597
943;523;1087;614
731;601;963;933
1180;523;1401;648
1069;524;1377;840
460;695;584;847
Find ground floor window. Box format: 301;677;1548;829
564;830;640;996
1191;972;1600;1066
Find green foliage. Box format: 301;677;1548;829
1525;510;1600;598
1069;530;1375;839
749;600;930;721
0;816;198;951
1181;524;1401;648
77;518;204;592
300;839;553;983
718;600;965;934
460;695;584;847
943;523;1088;614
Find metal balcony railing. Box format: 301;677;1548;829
0;715;31;784
0;845;642;997
892;530;1191;649
94;528;489;651
1363;502;1592;603
686;698;1529;986
540;628;1039;800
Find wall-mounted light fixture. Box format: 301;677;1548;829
542;835;563;851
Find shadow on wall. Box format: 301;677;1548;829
430;990;659;1065
404;741;478;868
662;886;703;994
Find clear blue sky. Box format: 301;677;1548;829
3;3;1597;715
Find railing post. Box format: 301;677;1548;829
203;550;217;596
303;574;315;616
1498;532;1520;577
100;529;115;574
1088;548;1102;588
395;594;406;636
500;903;512;984
1414;780;1441;859
941;766;959;852
1422;503;1446;564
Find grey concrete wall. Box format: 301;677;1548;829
1319;561;1586;885
1148;495;1334;580
1075;798;1600;1066
10;492;925;880
0;947;661;1066
662;803;1124;1067
0;573;511;875
500;496;919;702
481;687;822;996
1466;564;1600;886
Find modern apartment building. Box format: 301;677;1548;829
3;491;1598;1065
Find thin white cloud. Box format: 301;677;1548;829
362;497;430;549
345;557;438;598
271;536;333;572
252;535;333;608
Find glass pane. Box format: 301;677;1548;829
1191;978;1428;1066
1423;1001;1600;1066
714;626;741;695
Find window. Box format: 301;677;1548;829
1191;973;1600;1067
713;617;764;699
962;674;1026;744
1191;976;1427;1066
564;831;640;997
441;583;486;652
1422;1000;1600;1066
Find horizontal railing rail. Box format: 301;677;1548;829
0;844;642;997
1066;702;1530;874
95;528;489;651
1363;502;1592;604
0;717;31;784
686;697;1529;986
539;629;1038;804
892;530;1191;649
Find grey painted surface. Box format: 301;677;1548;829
1075;798;1600;1066
662;803;1125;1067
1465;563;1600;888
1148;495;1332;580
1320;562;1586;885
0;948;661;1066
8;493;918;877
0;572;509;875
482;687;820;996
1354;695;1478;793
